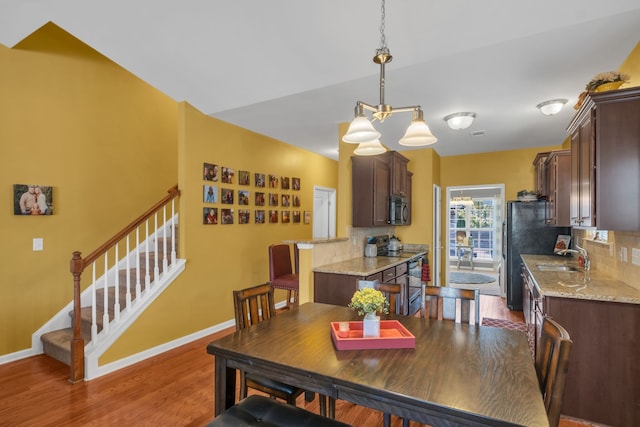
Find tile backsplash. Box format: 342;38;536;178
574;229;640;290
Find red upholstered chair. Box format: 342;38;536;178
269;244;299;308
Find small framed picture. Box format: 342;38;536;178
238;190;250;205
203;207;218;224
255;192;265;206
221;209;234;224
304;211;311;224
281;211;290;223
292;194;300;207
14;184;53;215
255;210;265;224
221;167;234;184
281;177;290;190
269;175;278;188
255;173;265;187
203;163;219;181
221;188;234;204
238;209;250;224
239;170;250;185
269;210;279;223
203;185;218;203
281;194;290;207
292;177;300;191
293;210;301;223
269;193;278;206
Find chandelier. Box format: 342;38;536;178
342;0;437;155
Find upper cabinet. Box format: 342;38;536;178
533;151;550;197
544;150;571;226
352;151;411;227
567;87;640;230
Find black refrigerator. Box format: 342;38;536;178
503;201;571;310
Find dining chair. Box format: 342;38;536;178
536;316;572;427
424;286;480;325
268;244;299;308
233;283;330;416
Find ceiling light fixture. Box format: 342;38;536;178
342;0;437;155
536;99;568;116
444;112;476;130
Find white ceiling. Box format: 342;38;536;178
2;1;639;161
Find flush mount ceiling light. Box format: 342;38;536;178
536;99;568;116
342;0;437;154
444;112;476;130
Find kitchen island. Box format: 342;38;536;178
521;254;640;427
313;251;427;315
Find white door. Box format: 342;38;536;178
313;186;336;239
433;185;442;286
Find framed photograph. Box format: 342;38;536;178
238;209;250;224
221;209;234;224
238;190;250;205
269;210;279;223
255;192;265;206
292;194;300;207
292;177;300;191
203;185;218;203
292;210;301;223
255;173;265;187
203;207;218;224
281;211;290;223
14;184;53;215
281;194;290;207
304;211;311;224
269;193;278;206
269;174;278;188
221;167;234;184
221;188;234;204
255;210;265;224
203;163;219;181
239;170;250;186
281;177;290;190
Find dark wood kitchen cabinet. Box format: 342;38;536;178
567;87;640;230
351;151;411;227
522;264;640;426
533;151;550;197
544;150;571;226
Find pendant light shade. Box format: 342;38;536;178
399;110;438;146
354;140;386;156
342;116;381;144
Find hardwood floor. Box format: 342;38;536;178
0;297;588;426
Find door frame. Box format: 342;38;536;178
312;186;336;239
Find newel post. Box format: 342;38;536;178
69;251;85;383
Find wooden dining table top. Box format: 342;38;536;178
207;302;548;427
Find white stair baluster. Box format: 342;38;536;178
113;245;120;321
102;253;110;334
91;262;98;345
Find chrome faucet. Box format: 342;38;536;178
557;244;590;272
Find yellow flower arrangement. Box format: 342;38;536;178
348;288;389;316
585;71;630;92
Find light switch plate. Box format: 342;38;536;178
632;248;640;266
33;238;43;251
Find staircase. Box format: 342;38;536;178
41;234;176;365
36;186;184;381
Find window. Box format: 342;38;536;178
449;198;497;262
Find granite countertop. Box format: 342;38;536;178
521;254;640;304
313;251;427;276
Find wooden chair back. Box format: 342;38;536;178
269;244;293;279
376;283;403;315
233;283;276;330
425;286;479;324
535;316;573;427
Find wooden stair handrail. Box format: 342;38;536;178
68;185;179;383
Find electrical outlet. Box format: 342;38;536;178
632;248;640;266
33;238;43;251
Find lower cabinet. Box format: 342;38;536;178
314;262;416;315
521;264;640;426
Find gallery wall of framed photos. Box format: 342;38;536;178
202;162;309;226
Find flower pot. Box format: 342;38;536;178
595;81;624;92
363;312;380;338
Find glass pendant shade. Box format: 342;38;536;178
399;120;438;146
353;140;386;156
342;117;381;143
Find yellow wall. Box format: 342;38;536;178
0;23;178;355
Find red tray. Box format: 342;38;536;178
330;320;416;350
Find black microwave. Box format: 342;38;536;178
389;195;409;225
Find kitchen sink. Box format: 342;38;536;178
536;264;580;272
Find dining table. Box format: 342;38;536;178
207;302;548;427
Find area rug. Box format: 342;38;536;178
482;318;534;357
450;272;496;284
